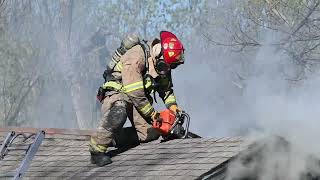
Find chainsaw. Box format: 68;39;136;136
152;109;191;141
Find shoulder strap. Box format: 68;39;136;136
139;40;150;73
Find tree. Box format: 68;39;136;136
202;0;320;81
0;0;206;128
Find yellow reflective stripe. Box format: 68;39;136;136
90;138;107;152
144;79;152;89
102;81;144;93
115;62;123;71
123;81;144;93
140;103;154;116
102;81;123;90
165;95;176;104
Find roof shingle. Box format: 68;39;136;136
0;127;246;180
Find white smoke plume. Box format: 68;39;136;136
173;26;320;178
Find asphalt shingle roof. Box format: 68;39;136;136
0;127;246;180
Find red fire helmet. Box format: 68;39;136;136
160;31;185;65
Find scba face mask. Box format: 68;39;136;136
155;58;170;75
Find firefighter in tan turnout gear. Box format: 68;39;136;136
90;31;185;166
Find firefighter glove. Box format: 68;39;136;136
169;105;182;114
151;111;162;124
96;86;106;103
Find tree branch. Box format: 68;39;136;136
287;1;320;41
0;0;5;8
265;0;290;25
6;76;39;126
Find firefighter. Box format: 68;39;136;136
90;31;185;166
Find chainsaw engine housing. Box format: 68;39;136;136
152;109;190;140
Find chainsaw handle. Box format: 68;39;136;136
169;111;190;139
181;112;190;139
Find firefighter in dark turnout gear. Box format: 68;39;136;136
90;31;185;166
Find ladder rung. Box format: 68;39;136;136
8;144;31;147
7;148;29;151
7;144;30;149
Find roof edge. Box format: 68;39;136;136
0;127;94;136
197;158;231;180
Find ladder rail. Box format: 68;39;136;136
0;131;45;180
13;130;45;180
0;132;15;160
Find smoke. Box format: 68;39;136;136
172;23;320;178
239;31;320;156
0;1;103;129
224;136;320;180
173;45;248;136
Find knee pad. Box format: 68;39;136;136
106;101;127;132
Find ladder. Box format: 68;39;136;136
0;131;45;180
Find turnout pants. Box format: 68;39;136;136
91;93;160;151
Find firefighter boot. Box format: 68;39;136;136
90;151;112;167
89;138;112;166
